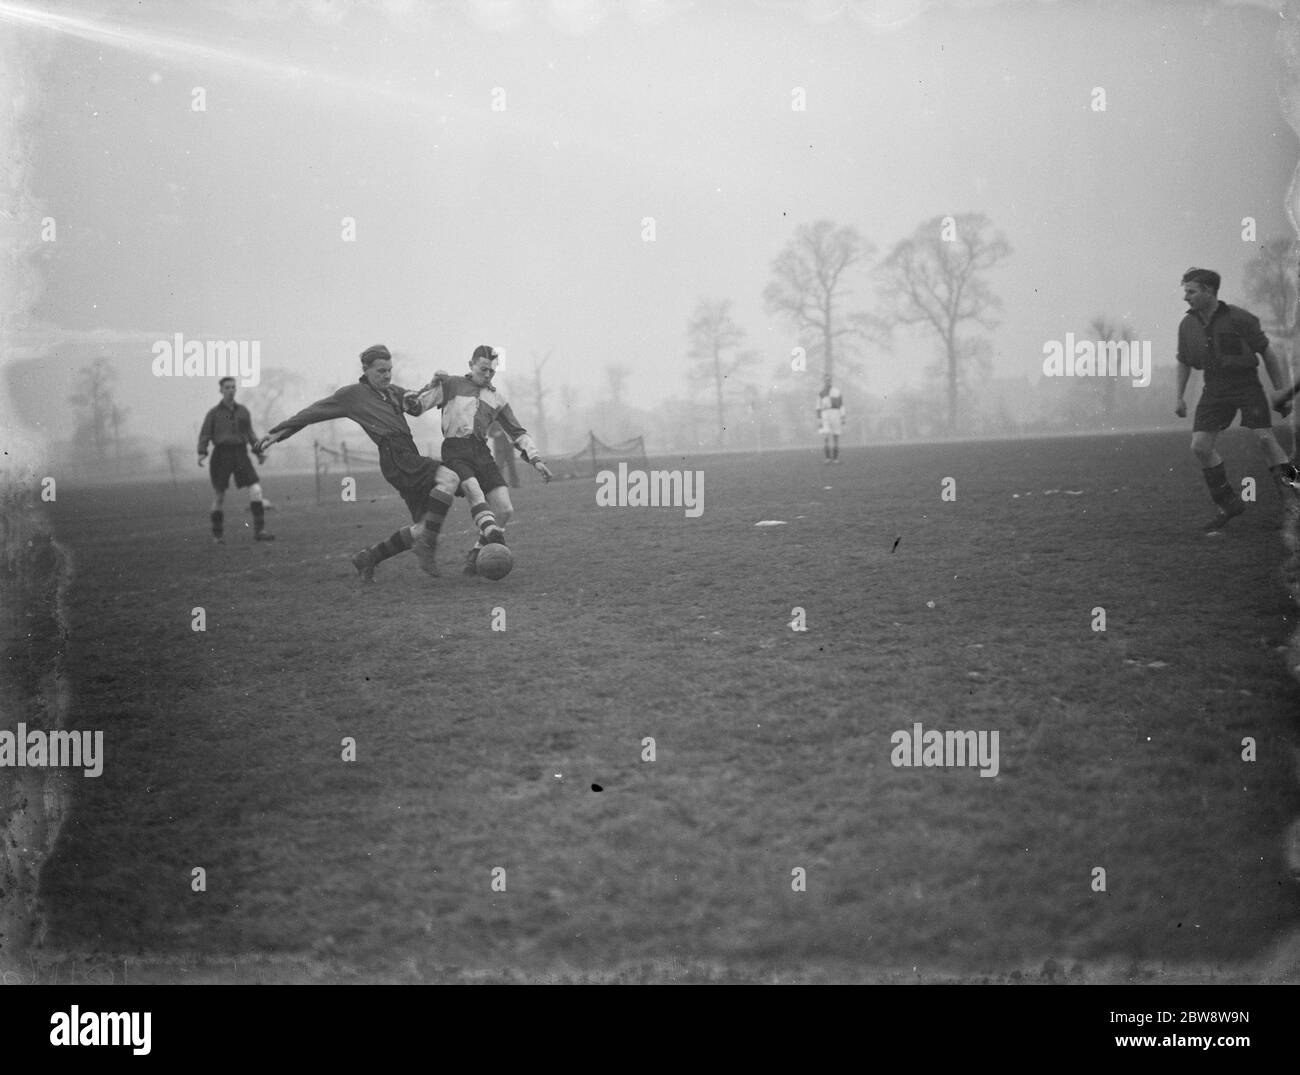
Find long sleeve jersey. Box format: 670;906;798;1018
198;401;259;455
407;373;540;461
268;379;421;448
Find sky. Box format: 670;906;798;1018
2;0;1299;452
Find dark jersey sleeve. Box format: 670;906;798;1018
197;408;216;455
269;388;351;441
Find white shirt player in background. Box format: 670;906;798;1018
817;377;845;464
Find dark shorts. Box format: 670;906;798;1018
1193;378;1272;432
210;444;259;490
376;434;444;522
439;436;506;495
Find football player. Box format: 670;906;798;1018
256;344;460;579
406;345;553;574
817;376;845;464
198;377;275;543
1174;267;1300;533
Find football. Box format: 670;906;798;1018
476;543;514;580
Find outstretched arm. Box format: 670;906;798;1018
256;389;349;451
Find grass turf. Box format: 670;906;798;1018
33;429;1300;982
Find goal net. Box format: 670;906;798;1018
534;432;648;481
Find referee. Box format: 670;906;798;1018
198;377;275;543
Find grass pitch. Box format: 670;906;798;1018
35;429;1300;982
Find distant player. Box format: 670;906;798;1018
407;345;553;574
256;345;459;579
817;376;845;464
1174;267;1300;533
198;377;275;543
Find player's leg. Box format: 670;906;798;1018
1192;398;1244;531
209;450;229;543
353;445;446;580
1252;427;1300;484
465;477;505;540
230;449;273;541
464;485;514;574
831;433;840;462
247;480;274;541
1242;386;1300;497
410;465;460;577
353;522;417;582
210;488;226;542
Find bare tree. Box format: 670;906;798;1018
605;362;631;408
68;358;120;460
763;219;883;383
526;350;553;449
109;401;128;458
687;299;755;447
556;382;582;450
878;212;1011;430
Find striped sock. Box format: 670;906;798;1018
471;502;499;538
251;500;265;533
420;490;454;546
369;526;414;563
210;510;223;537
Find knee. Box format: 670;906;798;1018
249;483;263;501
496;505;513;526
434;469;460;496
1191;436;1212;462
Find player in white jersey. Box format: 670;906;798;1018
406;345;553;574
817;377;845;464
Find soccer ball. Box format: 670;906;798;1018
477;543;514;580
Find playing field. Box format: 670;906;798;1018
33;428;1300;983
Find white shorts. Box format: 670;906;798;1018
820;409;843;436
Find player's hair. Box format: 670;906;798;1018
471;344;498;366
1182;267;1220;293
218;376;236;388
360;344;392;367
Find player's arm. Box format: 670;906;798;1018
1261;344;1288;391
244;409;268;462
1175;363;1191;417
495;403;552;481
255;390;349;451
197;410;213;465
404;372;449;416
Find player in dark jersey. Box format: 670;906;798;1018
256;345;461;579
407;345;553;574
1174;267;1300;533
198;377;275;542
